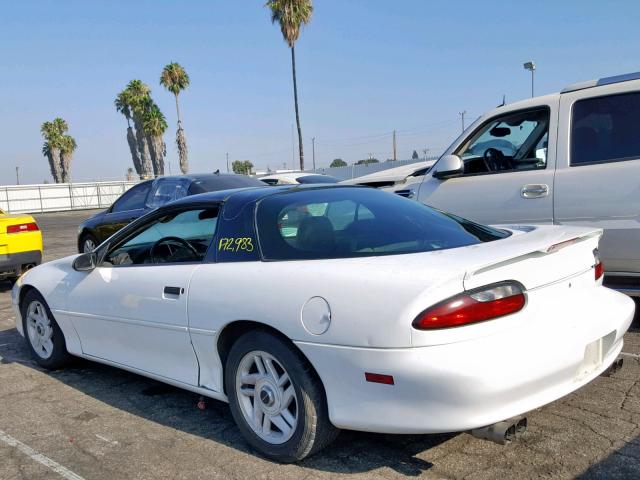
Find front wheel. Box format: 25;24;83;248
21;289;72;369
79;232;98;253
225;330;339;462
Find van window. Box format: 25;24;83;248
571;92;640;166
456;108;549;175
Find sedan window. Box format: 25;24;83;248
257;188;508;260
110;182;152;213
147;179;190;209
104;208;218;266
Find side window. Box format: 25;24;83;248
456;108;550;175
147;180;189;209
275;200;375;252
571;92;640;166
104;207;218;266
110;182;151;213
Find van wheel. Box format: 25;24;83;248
225;330;339;462
21;290;72;369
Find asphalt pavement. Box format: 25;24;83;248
0;209;639;479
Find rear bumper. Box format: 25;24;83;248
296;286;634;434
0;250;42;277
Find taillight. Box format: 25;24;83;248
6;222;39;234
412;282;526;330
593;248;604;280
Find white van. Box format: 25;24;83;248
416;72;640;295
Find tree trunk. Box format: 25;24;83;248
291;46;304;171
148;134;165;176
174;93;188;174
49;147;63;183
177;126;188;174
133;116;153;178
175;93;182;124
126;126;142;177
46;151;59;183
60;151;72;183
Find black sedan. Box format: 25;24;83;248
77;173;266;252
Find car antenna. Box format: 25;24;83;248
498;94;506;107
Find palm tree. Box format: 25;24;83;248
115;90;142;176
160;62;190;174
40;118;69;183
265;0;313;171
125;80;154;178
60;135;77;183
143;102;168;176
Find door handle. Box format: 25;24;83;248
521;184;549;199
163;286;183;296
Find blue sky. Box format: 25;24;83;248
1;0;639;184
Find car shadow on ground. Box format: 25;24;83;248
0;280;14;293
0;327;450;476
578;436;640;478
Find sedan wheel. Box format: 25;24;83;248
236;350;298;444
82;234;97;253
21;289;72;369
225;330;339;462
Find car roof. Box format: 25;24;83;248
259;172;317;181
153;172;257;182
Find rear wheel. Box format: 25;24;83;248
80;232;98;253
225;330;339;462
21;289;72;369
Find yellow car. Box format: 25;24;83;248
0;208;43;281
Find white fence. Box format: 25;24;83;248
0;181;137;214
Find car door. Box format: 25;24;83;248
96;181;153;242
417;102;558;225
65;204;219;385
555;82;640;274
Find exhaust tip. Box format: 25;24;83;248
515;417;528;434
601;357;624;377
471;417;527;445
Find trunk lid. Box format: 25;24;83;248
462;225;601;291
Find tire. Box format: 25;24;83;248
225;330;339;462
21;289;73;369
79;232;99;253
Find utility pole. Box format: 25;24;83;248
312;137;316;171
459;111;467;133
226;153;229;173
392;129;397;161
15;166;20;185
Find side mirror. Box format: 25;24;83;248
73;252;97;272
432;155;464;180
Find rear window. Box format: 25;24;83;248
256;188;509;260
188;175;266;194
296;175;339;184
571;92;640;165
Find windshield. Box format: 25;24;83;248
256;187;509;260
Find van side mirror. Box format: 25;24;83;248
73;252;97;272
432;155;464;180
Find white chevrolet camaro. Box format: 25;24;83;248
12;185;634;462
